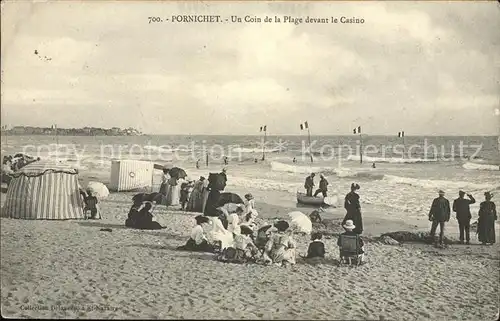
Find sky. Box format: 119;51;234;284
1;1;499;136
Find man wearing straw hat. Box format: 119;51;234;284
428;190;451;247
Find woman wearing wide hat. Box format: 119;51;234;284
341;183;363;234
262;220;297;266
477;192;497;245
337;219;365;261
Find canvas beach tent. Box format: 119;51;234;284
2;160;85;220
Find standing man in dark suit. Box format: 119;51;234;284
304;173;315;197
428;190;451;247
453;191;475;244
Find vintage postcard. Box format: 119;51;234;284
1;0;499;320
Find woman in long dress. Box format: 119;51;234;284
201;178;210;213
166;176;180;206
159;169;169;195
341;183;363;234
262;220;297;266
159;169;170;206
186;177;206;212
477;192;497;245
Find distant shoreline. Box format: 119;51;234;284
0;133;496;138
1;126;142;136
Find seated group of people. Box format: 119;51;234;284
217;193;259;230
125;199;163;230
177;210;365;266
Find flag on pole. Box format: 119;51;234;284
260;126;263;132
398;131;405;137
300;124;303;130
263;125;267;132
305;121;309;129
353;126;361;134
260;125;267;132
300;121;309;130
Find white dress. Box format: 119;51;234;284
206;217;234;249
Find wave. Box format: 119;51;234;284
231;147;282;154
270;161;385;180
143;145;175;153
383;174;499;192
346;155;439;164
462;162;499;171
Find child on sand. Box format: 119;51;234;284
304;232;326;260
241;193;259;227
84;190;100;219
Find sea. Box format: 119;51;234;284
2;135;499;220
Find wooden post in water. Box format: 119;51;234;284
402;131;406;159
399;131;406;159
354;126;362;164
307;126;313;163
359;132;363;164
261;125;267;161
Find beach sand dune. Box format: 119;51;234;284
1;192;499;320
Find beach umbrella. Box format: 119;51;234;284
274;220;290;232
168;167;187;179
217;192;244;207
288;211;312;234
86;181;110;200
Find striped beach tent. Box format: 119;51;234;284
2;160;85;220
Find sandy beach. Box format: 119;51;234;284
1;191;498;320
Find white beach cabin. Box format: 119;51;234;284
109;160;153;192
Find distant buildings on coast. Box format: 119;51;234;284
0;126;143;136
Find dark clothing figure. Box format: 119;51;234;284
429;196;451;222
337;231;365;255
84;195;99;219
453;194;475;243
180;238;214;252
453;194;475;220
428;195;451;245
204;190;221;217
126;203;162;230
304;175;315;197
180;182;192;210
220;171;227;189
306;241;325;258
125;205;141;228
314;177;329;197
342;191;363;234
477;200;497;244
